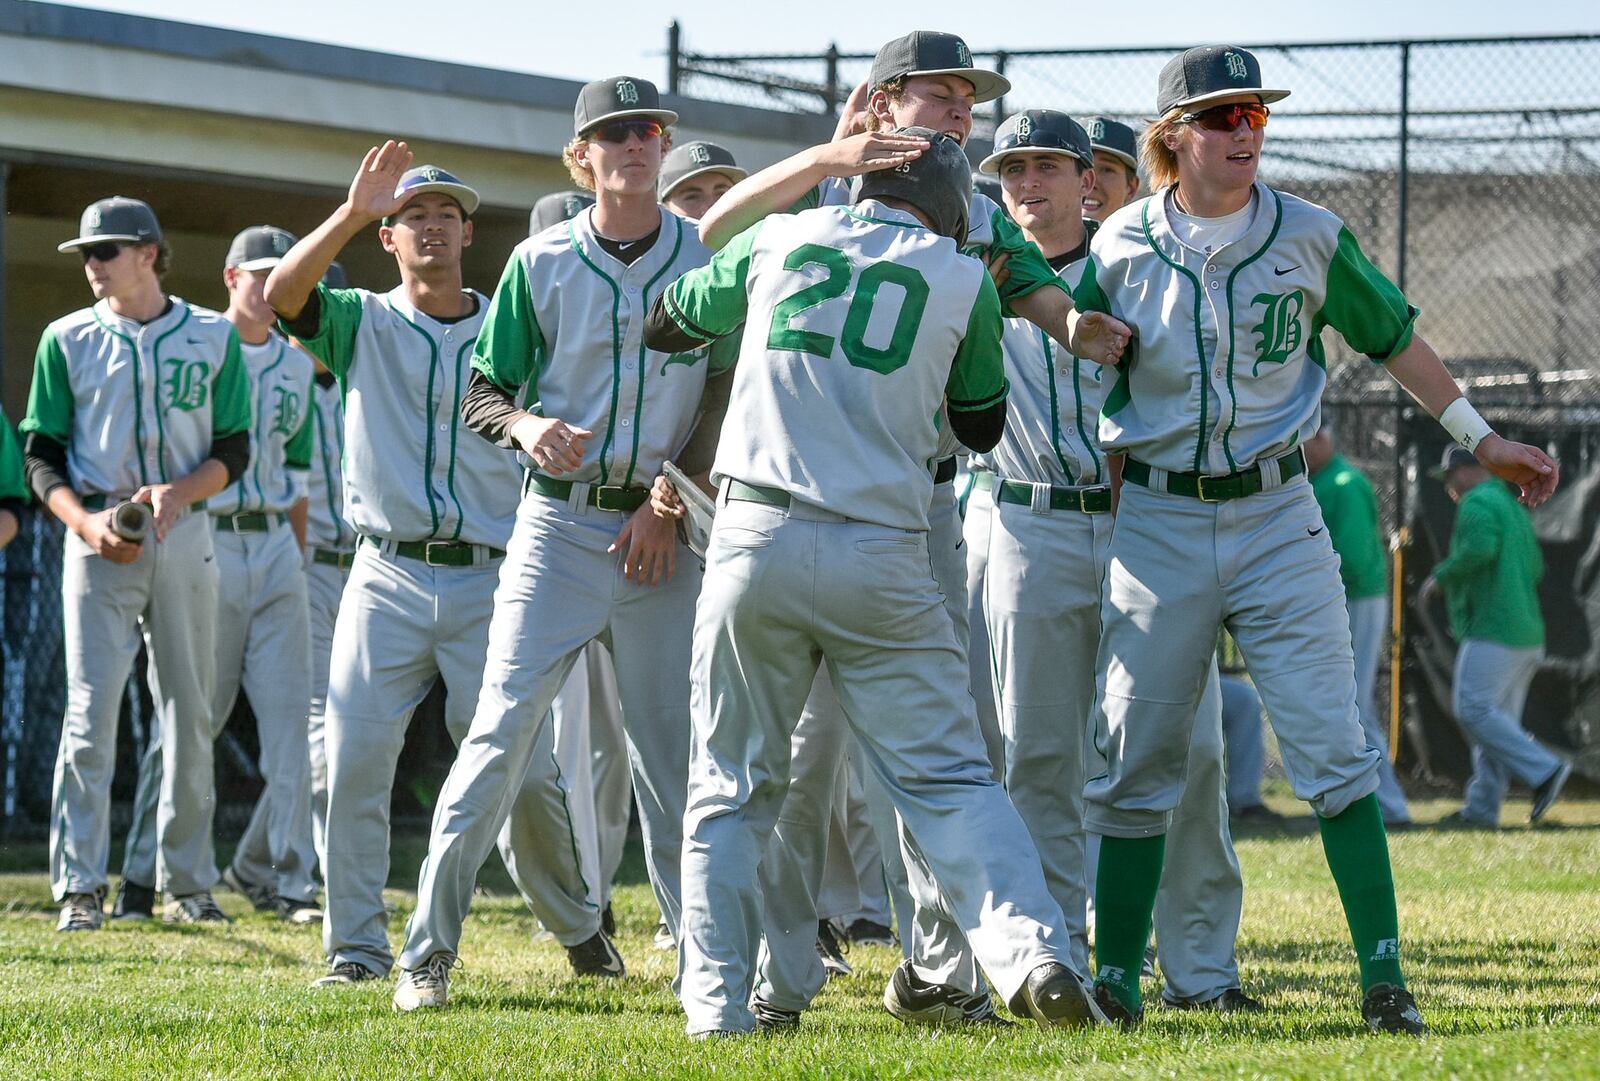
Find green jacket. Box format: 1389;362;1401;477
1433;479;1544;648
1310;453;1387;599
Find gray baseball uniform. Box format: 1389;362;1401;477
121;333;318;903
289;281;596;976
25;297;250;901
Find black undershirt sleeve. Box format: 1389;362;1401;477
460;370;527;450
23;433;71;505
210;431;250;484
949;400;1007;455
644;294;711;354
278;289;323;340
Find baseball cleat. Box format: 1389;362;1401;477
163;891;231;924
394;953;456;1012
653;921;675;951
1436;810;1497;830
752;998;801;1032
567;929;626;978
274;897;324;925
1530;761;1572;823
311;960;382;988
1164;987;1265;1012
1361;983;1427;1035
1008;962;1103;1030
883;959;1015;1027
220;865;277;912
56;889;106;933
844;918;897;949
1091;982;1143;1031
111;879;156;922
815;920;852;979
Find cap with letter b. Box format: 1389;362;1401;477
1086;116;1140;171
869;31;1010;104
225;225;298;271
659;141;747;200
57;196;162;253
530;191;596;235
979;110;1092;174
392;165;480;218
1156;45;1290;116
574;75;678;136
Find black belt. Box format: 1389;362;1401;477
361;535;504;567
312;547;356;570
725;479;791;508
81;494;205;513
932;456;958;485
1123;449;1306;502
975;472;1111;514
213;511;288;534
526;474;650;513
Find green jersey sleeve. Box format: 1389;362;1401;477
662;221;762;342
211;330;252;438
988;209;1069;312
286;284;366;379
0;412;27;503
471;253;547;398
1432;496;1500;591
947;273;1009;411
786;184;823;214
284;393;314;469
707;332;741;375
19;328;74;442
1317;227;1419;363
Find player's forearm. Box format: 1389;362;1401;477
168;459;231;505
44;484;89;535
265;205;368;319
1382;335;1462;420
699;148;827;250
1013;286;1077;352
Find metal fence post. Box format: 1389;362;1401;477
1391;40;1413;745
993;51;1008;128
824;43;840;113
666;20;681;95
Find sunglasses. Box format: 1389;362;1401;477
1177;102;1270;132
80;241;128;263
589;119;665;144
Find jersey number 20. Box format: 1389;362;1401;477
767;243;928;375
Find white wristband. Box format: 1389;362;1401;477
1439;398;1494;452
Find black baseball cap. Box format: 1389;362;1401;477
1086;116;1140;171
1156;45;1290;116
869;31;1010;104
1431;444;1480;479
659;142;747;200
979;110;1092;174
393;165;480;217
574;76;677;137
322;261;350;289
225;225;297;271
530;191;597;235
57;196;162;253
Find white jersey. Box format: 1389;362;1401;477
660;200;1007;531
294;283;518;549
206;334;315;517
306;376;355;551
21;297;250;497
473;207;727;488
1075;182;1419;476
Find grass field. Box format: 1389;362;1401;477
2;791;1597;1079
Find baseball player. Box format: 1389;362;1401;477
1304;426;1411;827
658;141;747;221
264;149;600;987
115;226;320;924
653;127;1107;1036
1074;45;1557;1035
976;108;1256;1012
23;196;251;930
0;413;25;549
1082;117;1141;223
389;75;725;1011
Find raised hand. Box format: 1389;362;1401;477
345;140;416;225
1475;433;1559;508
812;131;931;179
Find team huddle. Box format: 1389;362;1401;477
21;32;1562;1039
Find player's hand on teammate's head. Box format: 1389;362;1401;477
347;140;416;224
1475;433;1559;508
815;131;931;179
650;474;686;520
609;503;678;586
1070;311;1134;367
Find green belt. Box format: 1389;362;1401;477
81;494;205;513
1123;449;1306;502
213;511;288;534
973;471;1112;514
725;479;791;508
313;547;356;570
526;474;650;513
361;535;505;567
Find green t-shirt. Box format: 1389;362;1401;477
1433;479;1544;648
1310;453;1387;599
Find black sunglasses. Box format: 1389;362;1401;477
1177;102;1270;132
80;241;128;263
589;119;665;144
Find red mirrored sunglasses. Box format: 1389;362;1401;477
1177;102;1270;132
589;119;665;144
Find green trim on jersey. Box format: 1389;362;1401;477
312;398;350;548
1038;330;1077;484
664;221;763;340
788;185;824;214
287;284;366;381
472;254;548;397
624;216;686;487
1139;202;1210;474
147;308;199;484
565;228;627;482
444;334;477;540
21;329;75;443
946;273;1008;411
87;308;149;486
211;329;252;439
1071;257;1133;422
241;338;289;510
1219;190;1285;471
284;383;314;470
1315;226;1420;364
394;314;443;535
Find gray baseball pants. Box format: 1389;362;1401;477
1349;595;1410;823
1453;638;1557;824
304;555;352;872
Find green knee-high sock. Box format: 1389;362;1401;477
1318;792;1406;992
1092;833;1166;1012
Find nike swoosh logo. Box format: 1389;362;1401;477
1308;526;1324;536
1274;265;1301;277
599;952;624;974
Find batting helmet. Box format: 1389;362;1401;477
856;127;973;246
